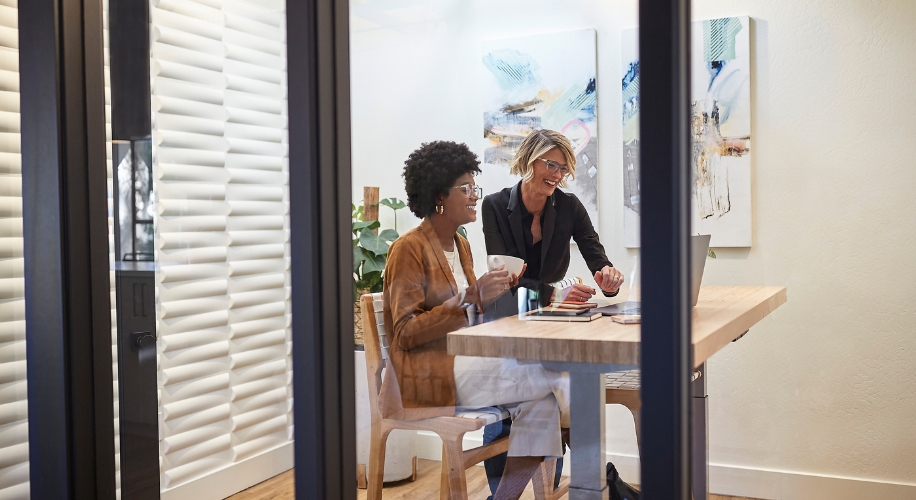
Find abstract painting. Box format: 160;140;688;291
622;17;752;247
481;29;600;226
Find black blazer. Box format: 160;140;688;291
482;182;615;316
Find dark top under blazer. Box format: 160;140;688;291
482;181;616;311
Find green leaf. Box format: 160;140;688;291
379;228;399;243
368;275;384;293
707;248;717;259
357;270;383;291
359;230;390;255
457;226;468;239
362;253;386;274
379;198;407;211
352;220;380;234
353;246;371;272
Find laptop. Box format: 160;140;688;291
595;234;711;316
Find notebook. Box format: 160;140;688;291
523;309;603;322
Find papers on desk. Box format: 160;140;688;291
611;314;641;324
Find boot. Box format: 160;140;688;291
606;462;641;500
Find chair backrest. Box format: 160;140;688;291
361;293;389;421
361;293;456;422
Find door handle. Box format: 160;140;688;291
131;331;155;351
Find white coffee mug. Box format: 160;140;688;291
486;255;524;276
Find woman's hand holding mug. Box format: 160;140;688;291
471;266;512;308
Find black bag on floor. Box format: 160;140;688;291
607;462;641;500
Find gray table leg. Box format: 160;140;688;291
692;363;709;500
569;371;609;500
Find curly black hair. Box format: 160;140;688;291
402;141;481;218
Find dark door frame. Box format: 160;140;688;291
638;0;694;498
287;0;357;499
19;0;116;498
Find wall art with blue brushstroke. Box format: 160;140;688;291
481;29;600;226
622;17;752;247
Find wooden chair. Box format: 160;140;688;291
605;370;643;450
605;369;702;451
361;293;567;500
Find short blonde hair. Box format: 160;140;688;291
510;129;577;188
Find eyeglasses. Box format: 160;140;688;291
451;182;482;198
537;158;570;176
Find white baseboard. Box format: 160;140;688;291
160;442;293;500
706;463;916;500
415;432;916;500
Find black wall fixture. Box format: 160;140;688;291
638;0;694;498
287;0;357;498
19;0;116;498
108;0;151;142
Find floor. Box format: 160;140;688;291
226;459;758;500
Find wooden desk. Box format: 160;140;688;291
450;286;786;367
448;286;787;500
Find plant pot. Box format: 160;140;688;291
354;350;417;486
353;288;370;346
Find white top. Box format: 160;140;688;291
443;247;476;324
443;247;469;290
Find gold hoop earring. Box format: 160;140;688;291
435;204;444;215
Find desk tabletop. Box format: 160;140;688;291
448;286;787;367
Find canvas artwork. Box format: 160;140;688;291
481;29;600;226
622;17;752;247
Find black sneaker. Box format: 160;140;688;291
606;462;641;500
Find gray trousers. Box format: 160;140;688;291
453;355;570;458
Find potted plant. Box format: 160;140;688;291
352;198;406;344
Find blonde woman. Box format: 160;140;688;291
482;129;623;314
480;130;639;500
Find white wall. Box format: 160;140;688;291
350;0;916;495
350;0;640;282
694;0;916;485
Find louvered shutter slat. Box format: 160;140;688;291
0;4;28;495
152;0;290;491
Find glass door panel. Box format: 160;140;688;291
106;0;293;498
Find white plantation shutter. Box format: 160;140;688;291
151;0;290;492
0;1;29;498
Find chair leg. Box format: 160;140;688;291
630;407;642;454
441;435;470;500
411;455;418;482
532;459;556;500
357;463;368;489
440;445;449;500
367;422;392;500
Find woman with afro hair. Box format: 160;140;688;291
381;140;571;500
